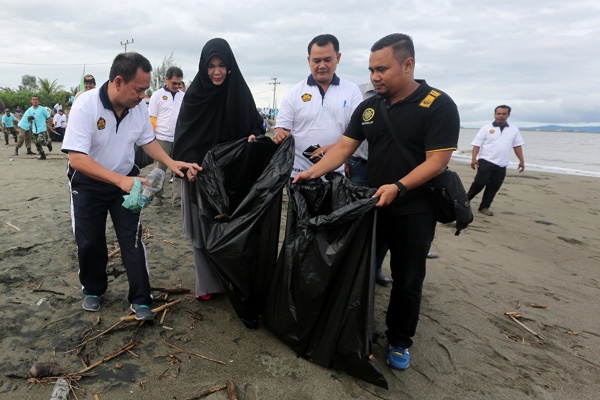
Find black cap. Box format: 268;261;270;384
84;74;96;83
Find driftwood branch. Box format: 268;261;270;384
227;379;238;400
151;287;191;294
78;320;125;348
77;339;138;374
119;299;182;321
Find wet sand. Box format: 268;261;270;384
0;142;599;399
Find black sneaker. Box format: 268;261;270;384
130;304;154;321
26;149;36;155
82;295;102;311
47;142;53;152
37;154;47;160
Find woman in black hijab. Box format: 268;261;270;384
173;38;265;301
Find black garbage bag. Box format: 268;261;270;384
195;135;294;328
263;173;388;389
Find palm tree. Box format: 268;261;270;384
38;78;64;95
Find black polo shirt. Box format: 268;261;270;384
345;80;460;215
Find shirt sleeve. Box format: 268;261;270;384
512;128;525;147
274;86;296;130
471;125;487;147
424;100;460;152
135;103;156;146
61;100;95;155
344;103;366;142
148;92;159;118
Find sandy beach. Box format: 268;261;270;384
0;141;599;400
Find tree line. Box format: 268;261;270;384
0;75;76;111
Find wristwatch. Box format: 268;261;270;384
393;181;407;196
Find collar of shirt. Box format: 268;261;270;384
307;73;340;98
99;81;130;121
307;73;340;87
163;84;179;98
492;121;509;132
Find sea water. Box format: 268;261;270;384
454;128;600;178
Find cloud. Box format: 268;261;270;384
2;0;599;126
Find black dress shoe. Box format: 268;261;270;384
37;154;47;160
47;142;53;152
26;150;36;155
376;271;392;286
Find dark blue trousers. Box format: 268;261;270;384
68;165;152;305
467;158;506;210
377;212;436;348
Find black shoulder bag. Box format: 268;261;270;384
378;99;473;236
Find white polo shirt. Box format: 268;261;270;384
148;86;184;142
276;74;363;177
472;122;524;167
53;113;67;128
62;82;156;175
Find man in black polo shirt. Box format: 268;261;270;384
293;33;460;371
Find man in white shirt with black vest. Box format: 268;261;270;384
273;34;363;177
467;105;525;216
62;52;201;320
148;66;185;206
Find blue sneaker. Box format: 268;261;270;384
130;304;154;321
387;346;410;370
82;295;102;311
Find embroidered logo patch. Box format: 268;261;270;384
97;117;106;130
362;108;375;122
301;93;312;102
489;129;495;134
418;90;441;108
162;95;168;101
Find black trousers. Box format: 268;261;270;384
68;165;152;305
377;211;437;349
467;158;506;210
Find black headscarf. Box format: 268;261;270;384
173;38;265;164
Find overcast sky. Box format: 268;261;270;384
2;0;599;128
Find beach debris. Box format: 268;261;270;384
29;362;63;378
152;286;192;294
529;303;548;308
143;227;153;239
164;341;226;365
33;288;65;296
50;377;69;400
515;301;521;309
108;245;121;258
36;298;47;306
6;221;20;231
566;330;578;335
120;298;182;321
77;339;138;374
504;312;544;341
227;379;238;400
183;384;227;400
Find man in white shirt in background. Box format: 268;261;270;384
148;66;185;206
467;105;525;216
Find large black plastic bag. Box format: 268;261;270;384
195;135;294;328
263;173;388;389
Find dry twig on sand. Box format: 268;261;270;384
119;299;182;321
77;339;138;374
184;384;227;400
151;286;191;294
6;221;21;231
504;312;545;341
164;341;226;365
